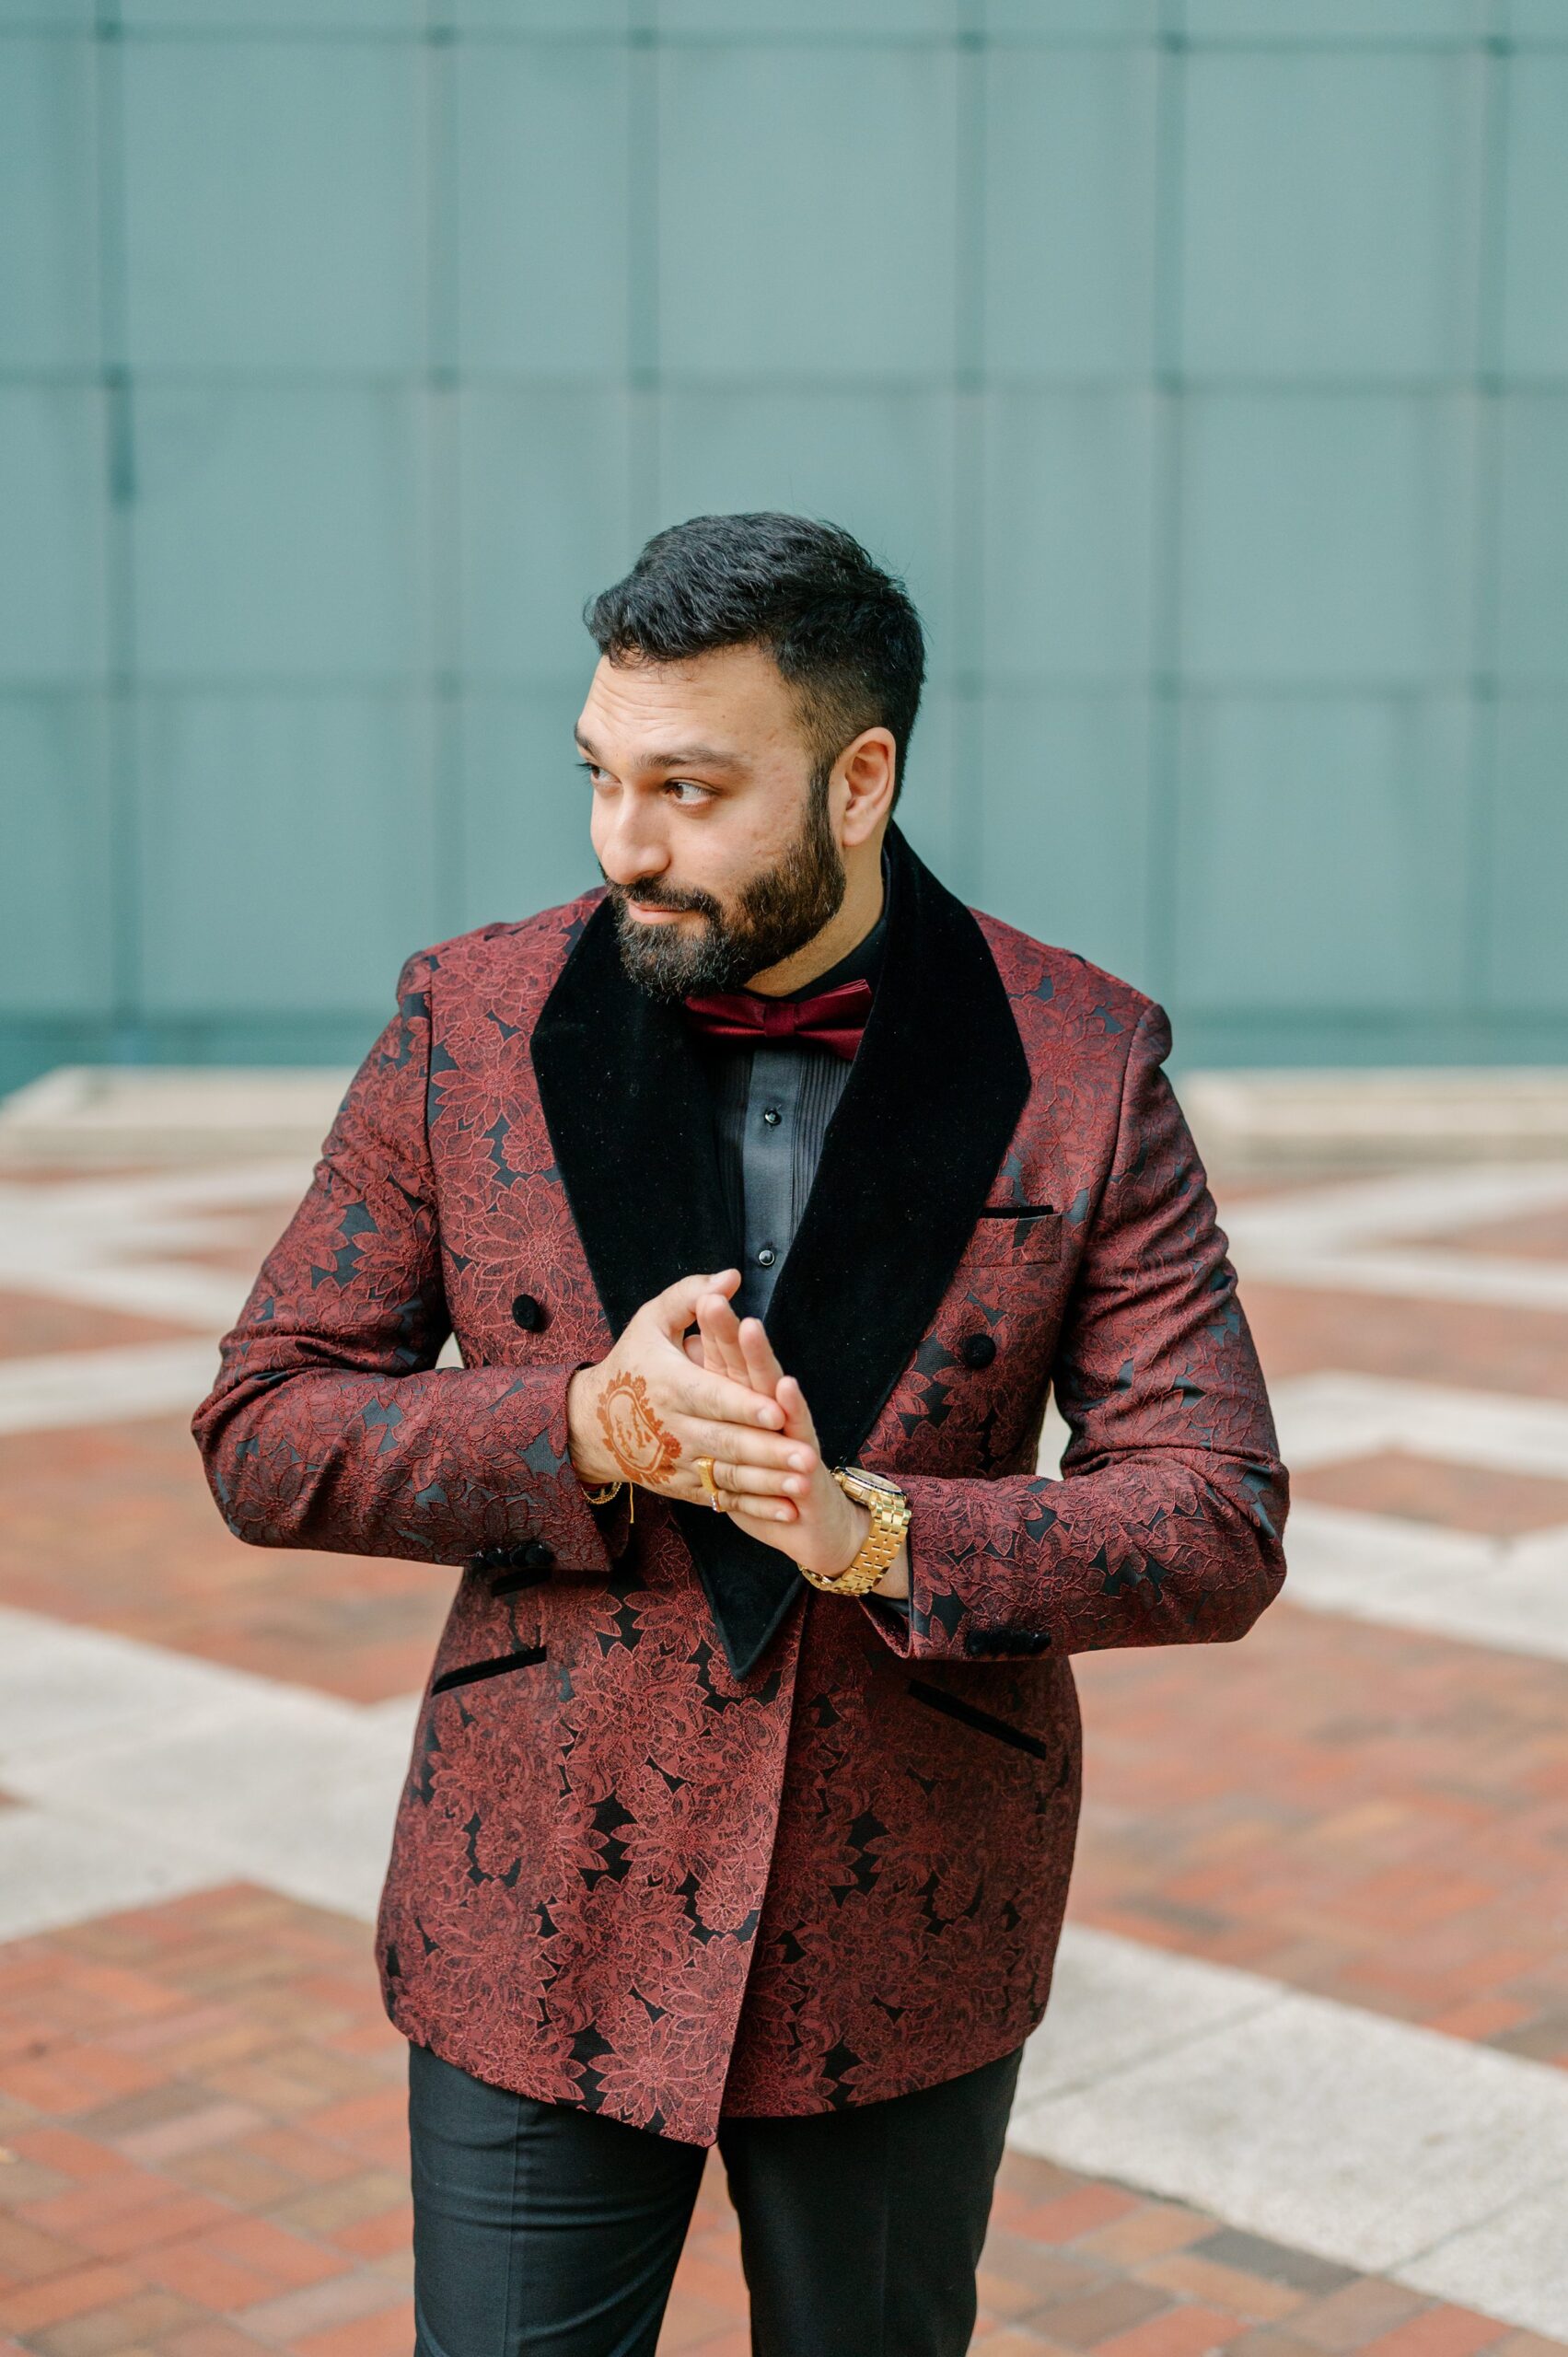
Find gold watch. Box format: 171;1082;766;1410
800;1466;912;1597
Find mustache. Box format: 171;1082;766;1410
608;878;720;918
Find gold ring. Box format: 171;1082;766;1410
695;1456;726;1512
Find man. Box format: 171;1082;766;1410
193;513;1287;2356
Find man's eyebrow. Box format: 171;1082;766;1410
573;727;748;772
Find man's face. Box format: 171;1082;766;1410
575;642;847;999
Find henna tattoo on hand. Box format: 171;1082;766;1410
597;1368;682;1490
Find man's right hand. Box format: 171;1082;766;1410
565;1270;815;1509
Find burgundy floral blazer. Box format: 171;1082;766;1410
192;820;1287;2146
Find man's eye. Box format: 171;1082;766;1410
668;780;709;805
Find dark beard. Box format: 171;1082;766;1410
605;773;847;1002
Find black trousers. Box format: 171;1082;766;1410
408;2038;1024;2357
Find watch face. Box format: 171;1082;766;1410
842;1465;901;1498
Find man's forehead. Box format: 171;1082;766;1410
577;644;800;763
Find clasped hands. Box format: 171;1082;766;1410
564;1270;909;1596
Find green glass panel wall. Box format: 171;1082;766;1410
3;6;1566;1089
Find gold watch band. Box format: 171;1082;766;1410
801;1468;912;1597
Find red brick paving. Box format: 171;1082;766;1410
3;1155;1568;2349
1072;1608;1568;2055
0;1887;1552;2356
1243;1283;1568;1402
0;1419;447;1704
1423;1204;1568;1262
0;1295;201;1364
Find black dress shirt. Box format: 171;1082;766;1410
688;851;905;1612
692;850;890;1323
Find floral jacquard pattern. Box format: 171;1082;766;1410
192;890;1286;2147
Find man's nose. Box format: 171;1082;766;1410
597;801;670;888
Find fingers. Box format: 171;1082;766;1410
736;1315;784;1399
673;1363;789;1434
774;1373;819;1447
696;1287;753;1391
667;1457;799;1515
679;1417;811;1474
707;1456;813;1505
654;1268;741;1338
718;1491;796;1524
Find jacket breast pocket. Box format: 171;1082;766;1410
967;1207;1062;1266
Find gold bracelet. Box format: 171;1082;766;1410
580;1479;623;1505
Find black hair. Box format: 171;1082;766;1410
583;512;925;806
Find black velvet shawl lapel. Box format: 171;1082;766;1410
529;820;1031;1678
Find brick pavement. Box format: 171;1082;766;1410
1;1154;1566;2348
1070;1609;1568;2057
1245;1283;1568;1403
0;1886;1552;2357
0;1415;447;1704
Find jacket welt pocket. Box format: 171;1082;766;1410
969;1206;1062;1265
431;1645;547;1696
907;1677;1055;1762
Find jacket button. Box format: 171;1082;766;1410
516;1539;554;1573
511;1292;547;1331
961;1331;997;1369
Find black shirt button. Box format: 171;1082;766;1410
756;1244;777;1268
511;1293;547;1331
517;1539;554;1572
761;1107;782;1127
961;1331;997;1369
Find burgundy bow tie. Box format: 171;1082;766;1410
681;976;874;1062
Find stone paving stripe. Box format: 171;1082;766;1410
1396;2188;1568;2332
1280;1503;1568;1662
1240;1247;1568;1313
1226;1166;1568;1257
1013;1927;1568;2338
0;1343;225;1438
0;1608;411;1924
1225;1165;1568;1310
1273;1374;1568;1481
0;1806;219;1946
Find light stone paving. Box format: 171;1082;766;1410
1273;1368;1568;1479
0;1162;308;1331
2;1598;1567;2335
0;1066;352;1164
0;1337;227;1435
1280;1503;1568;1662
1013;1927;1568;2333
0;1606;414;1929
1267;1370;1568;1660
1223;1160;1568;1309
1183;1066;1568;1165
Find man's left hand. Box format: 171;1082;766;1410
682;1289;910;1598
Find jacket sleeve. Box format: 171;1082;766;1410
191;948;625;1576
866;999;1287;1663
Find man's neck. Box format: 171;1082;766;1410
741;838;889;998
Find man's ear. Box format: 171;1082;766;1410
837;727;898;845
